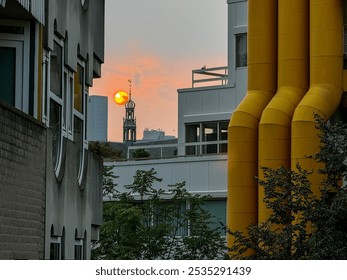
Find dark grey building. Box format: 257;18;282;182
0;0;105;259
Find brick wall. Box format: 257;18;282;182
0;102;46;259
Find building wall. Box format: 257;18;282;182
88;95;108;142
44;0;105;85
0;101;46;259
0;0;105;259
45;136;103;260
107;155;227;198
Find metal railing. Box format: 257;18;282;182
126;140;228;160
192;66;228;88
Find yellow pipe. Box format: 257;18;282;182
292;0;343;192
227;0;277;247
258;0;309;222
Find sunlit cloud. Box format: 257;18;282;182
91;42;226;142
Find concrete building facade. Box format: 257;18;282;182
88;95;108;142
0;0;104;259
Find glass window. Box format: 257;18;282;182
185;123;200;155
74;116;83;174
154;201;188;237
236;33;247;68
74;64;84;113
50;100;62;169
50;42;62;97
202;123;217;154
201;200;226;235
219;121;228;153
74;244;83;260
0;47;15;106
50;242;61;260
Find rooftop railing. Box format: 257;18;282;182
192;66;228;88
125;140;228;160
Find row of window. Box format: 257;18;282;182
185;121;228;155
133;199;226;236
0;20;88;184
45;38;88;184
50;227;87;260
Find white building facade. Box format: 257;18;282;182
106;0;248;232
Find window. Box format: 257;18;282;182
0;47;15;105
50;99;62;168
74;230;85;260
236;33;247;68
48;40;65;176
202;122;218;154
0;20;30;113
154;201;188;237
219;121;228;153
186;124;200;155
74;64;84;113
45;38;89;182
73;61;88;186
50;242;61;260
201;199;226;235
185;121;228;155
50;42;62;97
74;243;83;260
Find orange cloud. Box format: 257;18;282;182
91;47;226;142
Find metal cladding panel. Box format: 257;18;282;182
30;0;45;24
15;0;45;24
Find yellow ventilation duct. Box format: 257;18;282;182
227;0;277;246
291;0;343;192
258;0;309;222
228;0;344;256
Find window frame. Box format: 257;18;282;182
235;33;247;68
0;19;30;113
185;121;229;155
47;37;65;178
73;59;88;187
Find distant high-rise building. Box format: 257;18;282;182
88;95;108;142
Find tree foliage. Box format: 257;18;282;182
132;148;150;159
92;168;227;260
89;141;123;159
228;115;347;259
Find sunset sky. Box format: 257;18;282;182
91;0;228;142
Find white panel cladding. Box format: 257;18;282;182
106;154;227;198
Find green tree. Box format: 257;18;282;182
92;168;227;260
132;148;150;159
89;141;123;159
228;115;347;259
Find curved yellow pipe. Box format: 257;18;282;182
227;0;277;247
258;0;309;222
291;0;343;193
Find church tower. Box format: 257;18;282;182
123;80;136;142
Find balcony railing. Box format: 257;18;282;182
126;140;228;160
192;66;228;88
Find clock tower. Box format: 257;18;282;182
123;80;136;143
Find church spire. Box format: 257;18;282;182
123;79;136;143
